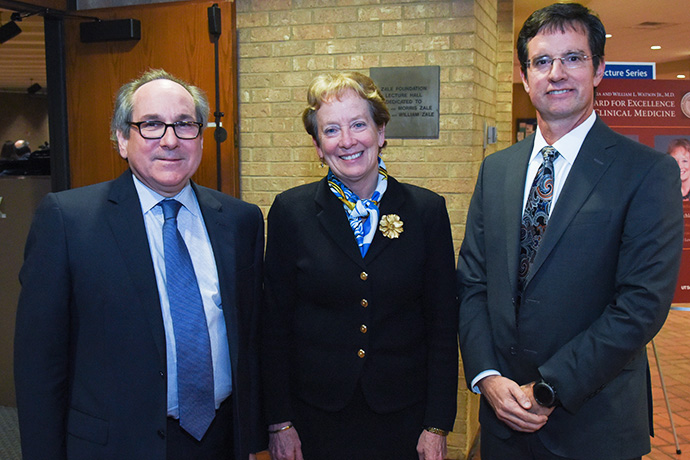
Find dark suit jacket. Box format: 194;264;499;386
458;117;684;459
14;170;265;460
262;176;458;431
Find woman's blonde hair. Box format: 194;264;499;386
302;72;390;148
669;138;690;156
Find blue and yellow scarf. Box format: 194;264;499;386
327;157;388;257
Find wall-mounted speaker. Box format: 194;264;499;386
80;19;141;43
207;4;221;38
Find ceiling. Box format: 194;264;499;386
513;0;690;81
0;9;45;92
0;0;689;93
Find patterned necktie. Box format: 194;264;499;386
160;199;215;441
518;146;559;292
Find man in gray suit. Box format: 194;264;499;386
15;69;265;460
458;3;683;459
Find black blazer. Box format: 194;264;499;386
14;170;265;460
262;175;458;431
458;118;684;459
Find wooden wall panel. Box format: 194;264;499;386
64;0;238;196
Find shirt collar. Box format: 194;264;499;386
131;174;198;217
531;111;597;166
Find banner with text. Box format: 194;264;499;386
596;79;690;302
603;62;655;80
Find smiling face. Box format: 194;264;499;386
670;146;690;184
314;89;385;199
116;79;203;197
521;26;605;142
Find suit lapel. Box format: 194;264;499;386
526;118;617;287
106;170;167;362
505;141;533;294
314;177;367;268
365;176;405;264
194;184;240;375
314;176;407;267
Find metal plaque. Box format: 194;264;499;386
370;66;440;139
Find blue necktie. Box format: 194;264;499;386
160;199;215;441
518;146;559;292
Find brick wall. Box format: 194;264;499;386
236;0;507;457
497;0;515;151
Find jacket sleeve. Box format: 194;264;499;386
261;193;298;425
457;160;503;387
540;153;684;412
247;205;268;453
14;194;71;460
421;194;459;431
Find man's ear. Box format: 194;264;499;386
593;57;606;87
116;131;129;160
520;69;531;95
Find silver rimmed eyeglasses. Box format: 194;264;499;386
525;53;599;73
128;121;203;140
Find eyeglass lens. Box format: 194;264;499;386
529;54;591;72
135;121;201;139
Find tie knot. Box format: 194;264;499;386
540;146;559;164
160;199;182;221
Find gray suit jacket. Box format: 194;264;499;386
458;117;684;459
15;170;265;460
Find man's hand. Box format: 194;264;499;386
416;429;447;460
520;381;556;417
268;422;304;460
477;375;549;432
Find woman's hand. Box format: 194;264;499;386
416;429;447;460
268;422;304;460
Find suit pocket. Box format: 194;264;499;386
569;210;611;225
563;210;614;256
67;407;109;445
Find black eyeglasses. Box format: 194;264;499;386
525;53;599;73
128;121;203;140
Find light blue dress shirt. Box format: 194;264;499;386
132;176;232;416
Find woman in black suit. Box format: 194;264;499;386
262;72;458;460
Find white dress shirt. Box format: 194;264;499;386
133;175;232;416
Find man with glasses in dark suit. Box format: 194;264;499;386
458;4;683;459
15;69;265;460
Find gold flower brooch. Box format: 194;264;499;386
379;214;404;239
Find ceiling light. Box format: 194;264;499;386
0;20;21;44
605;33;612;38
650;45;661;50
678;75;687;79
